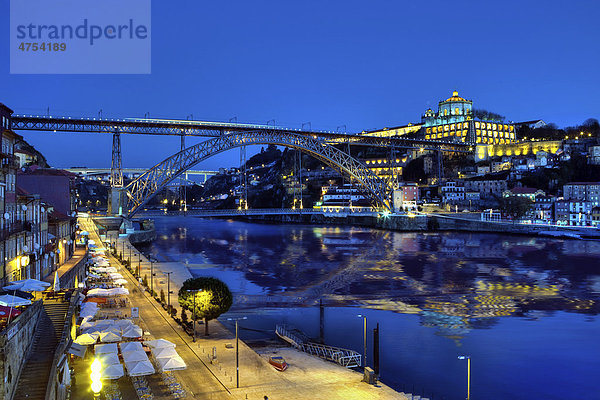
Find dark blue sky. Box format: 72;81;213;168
2;0;599;169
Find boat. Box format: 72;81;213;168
269;356;288;371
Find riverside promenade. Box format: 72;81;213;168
84;218;408;399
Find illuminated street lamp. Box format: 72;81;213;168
226;316;247;388
458;355;471;400
90;358;102;398
186;289;202;342
357;314;367;368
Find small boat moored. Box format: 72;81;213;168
269;356;288;371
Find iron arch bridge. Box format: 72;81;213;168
125;130;394;217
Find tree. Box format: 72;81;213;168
142;274;148;288
160;288;166;304
499;196;533;221
181;308;188;325
178;277;232;336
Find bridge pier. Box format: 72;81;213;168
108;187;127;216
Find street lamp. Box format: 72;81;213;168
458;355;471;400
164;271;173;308
226;316;247;388
357;314;367;368
90;358;102;399
186;289;202;342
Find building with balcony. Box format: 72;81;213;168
562;182;600;206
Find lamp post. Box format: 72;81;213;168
90;358;102;399
357;314;367;368
150;261;154;293
164;271;173;308
458;355;471;400
226;316;247;389
186;289;202;342
137;253;141;278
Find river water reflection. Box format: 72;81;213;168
138;216;600;400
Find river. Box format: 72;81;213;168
136;216;600;400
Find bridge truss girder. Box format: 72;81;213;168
125;130;394;217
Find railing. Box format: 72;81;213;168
275;324;361;368
0;220;26;241
139;208;379;217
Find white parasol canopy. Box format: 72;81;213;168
97;352;120;366
99;331;121;343
80;231;89;236
158;356;187;372
95;343;118;355
3;279;51;292
144;339;176;349
113;278;128;286
86;288;109;297
125;360;155;377
122;350;149;363
122;325;143;339
152;346;179;359
107;287;129;296
101;363;124;380
74;333;99;345
119;341;143;353
0;294;32;307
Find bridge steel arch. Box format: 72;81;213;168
125;130;393;217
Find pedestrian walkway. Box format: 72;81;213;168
84;218;407;399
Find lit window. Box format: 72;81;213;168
476;129;481;135
487;123;491;130
462;130;468;136
493;124;497;130
444;109;448;116
455;107;460;115
444;125;449;131
450;124;455;130
475;122;480;128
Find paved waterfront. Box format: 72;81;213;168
78;218;407;399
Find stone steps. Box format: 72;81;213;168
13;300;70;400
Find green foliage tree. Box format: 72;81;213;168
160;288;166;304
178;277;232;336
142;274;148;288
499;196;533;221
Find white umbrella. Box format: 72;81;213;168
122;350;148;363
101;363;124;380
158;356;187;372
67;342;87;358
122;325;143;339
80;231;89;236
99;331;121;343
87;288;109;297
108;273;124;279
97;352;120;366
125;360;155;377
74;333;99;345
4;279;51;292
52;272;60;292
144;339;176;349
95;343;118;355
113;278;128;286
107;288;129;296
0;294;32;307
88;239;96;245
105;267;118;273
114;319;134;328
120;341;143;353
153;346;179;359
